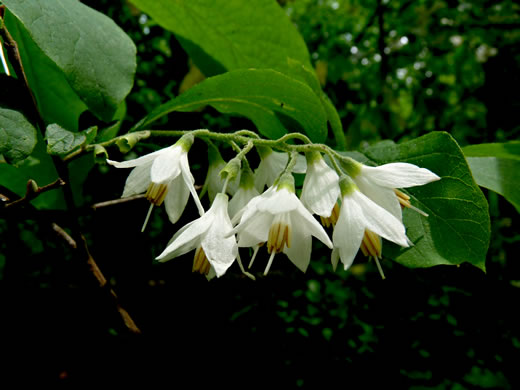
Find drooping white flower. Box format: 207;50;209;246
156;193;237;280
331;176;410;271
301;152;340;218
254;147;306;191
107;134;204;228
345;160;440;221
230;173;333;275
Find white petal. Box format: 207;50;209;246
292;153;307;174
156;214;213;262
202;194;237;277
355;175;402;221
361;163;440;188
228;186;260;219
292;202;333;249
235;212;273;246
255;187;299;214
350;190;409;247
206;161;226;202
283;213;312;272
150;146;182;184
106;148;165;168
253;160;270;191
301;158;339;217
332;197;365;270
121;162;152;198
179;152;205;216
331;248;340;271
163;174;190;224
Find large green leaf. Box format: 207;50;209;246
359;132;490;271
3;0;136;124
134;69;328;142
46;124;97;156
130;0;312;77
463;142;520;212
0;107;37;164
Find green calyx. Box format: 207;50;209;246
339;175;357;197
340;157;362;177
256;145;272;160
305;151;322;165
220;157;241;182
276;172;295;193
176;133;195;152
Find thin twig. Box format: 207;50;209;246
4;178;65;208
81;236;142;334
91;194;146;210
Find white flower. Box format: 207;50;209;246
254;147;306;191
351;162;440;221
156;193;237;280
107;134;204;227
301;152;340;218
230;173;333;275
331;176;410;271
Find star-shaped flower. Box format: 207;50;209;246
107;134;204;228
331;176;410;271
156;193;237;280
230;173;333;275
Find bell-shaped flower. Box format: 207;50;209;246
331;176;410;272
344;159;440;222
301;152;340;219
228;166;260;219
107;134;204;228
254;147;306;191
230;173;333;275
156;193;237;280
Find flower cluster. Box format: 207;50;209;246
108;133;440;280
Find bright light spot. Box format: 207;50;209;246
373;53;382;62
397;68;407;80
350;46;359;55
414;61;425;70
139;14;148;24
330;1;340;10
341;33;353;42
425;70;433;78
426;88;433;96
406;76;413;86
143;26;150;35
450;35;463;46
441;18;453;26
384;47;391;54
361;58;369;66
400;36;409;45
389;30;397;38
312;52;319;60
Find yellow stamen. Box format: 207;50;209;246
267;215;291;254
145;182;169;206
394;189;429;217
320;202;340;228
192;246;211;276
361;230;382;259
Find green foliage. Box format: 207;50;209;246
3;0;136;125
463;142;520;212
134;69;328;142
129;0;312;77
360;132;490;270
46;124;97;156
0;107;37;164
